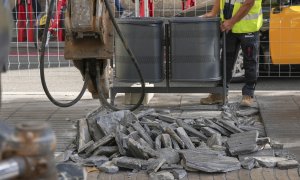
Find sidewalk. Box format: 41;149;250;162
1;68;300;179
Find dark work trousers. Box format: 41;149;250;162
224;31;259;97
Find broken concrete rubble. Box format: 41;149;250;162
63;107;294;176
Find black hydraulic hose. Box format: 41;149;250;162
96;0;146;111
39;0;89;107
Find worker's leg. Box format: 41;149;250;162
224;31;242;84
239;32;259;97
200;31;240;104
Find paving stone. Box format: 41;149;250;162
277;160;299;169
149;171;174;180
158;148;180;164
171;169;187;179
180;149;241;172
207;133;222;148
98;161;119;173
226;130;259;156
176;127;195;149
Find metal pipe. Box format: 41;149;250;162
0;158;25;180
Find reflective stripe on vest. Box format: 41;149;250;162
220;0;263;33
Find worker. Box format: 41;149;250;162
200;0;262;107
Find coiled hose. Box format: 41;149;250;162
39;0;89;107
39;0;145;111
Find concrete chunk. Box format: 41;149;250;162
171;169;187;180
226;130;259;156
238;149;274;161
86;134;115;155
158;148;180;164
149;171;174;180
180;149;241;172
147;158;166;173
161;134;172;148
132;121;155;148
165;127;185;148
254;157;288;168
277;160;299;169
160;164;184;170
77;118;92;153
78;140;94;154
176;119;207;141
92;146;118;156
98;161;119;173
203;119;231;136
96;110;134;135
112;156;151;170
127;138;158;159
236;107;259;117
214;120;243;134
207;133;222;148
155;135;162;150
240;158;256;170
176;127;195;149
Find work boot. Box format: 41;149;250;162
200;93;226;105
240;95;253;107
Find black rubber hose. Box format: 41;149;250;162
39;0;89;107
96;0;146;111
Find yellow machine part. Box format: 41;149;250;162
270;6;300;64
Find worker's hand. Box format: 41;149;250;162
220;19;235;32
200;12;216;18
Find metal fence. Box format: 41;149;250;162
7;0;300;77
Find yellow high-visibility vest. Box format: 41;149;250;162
220;0;263;33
